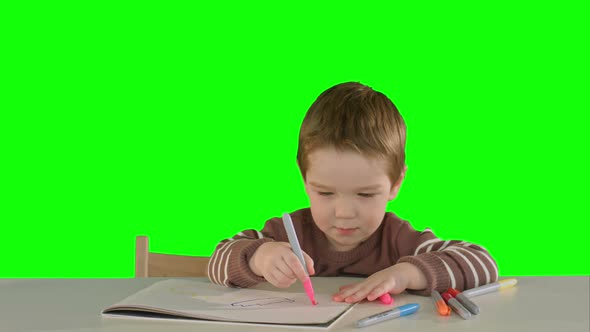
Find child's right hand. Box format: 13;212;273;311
249;242;315;288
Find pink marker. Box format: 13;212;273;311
303;278;318;305
379;293;393;305
282;213;317;305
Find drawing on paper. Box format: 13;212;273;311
163;282;305;309
231;297;295;307
103;279;355;327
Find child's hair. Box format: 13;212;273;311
297;82;406;185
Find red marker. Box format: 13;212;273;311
448;288;479;314
442;292;471;320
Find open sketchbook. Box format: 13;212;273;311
102;279;355;328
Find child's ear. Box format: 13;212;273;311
388;165;407;201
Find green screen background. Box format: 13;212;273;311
1;2;588;277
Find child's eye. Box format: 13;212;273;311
318;192;333;196
358;193;375;198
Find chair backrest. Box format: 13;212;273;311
135;235;210;277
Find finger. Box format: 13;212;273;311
366;282;390;301
389;281;407;295
333;284;363;302
345;283;376;303
275;259;297;280
332;283;356;301
270;269;295;288
302;252;315;275
283;253;310;283
264;271;282;288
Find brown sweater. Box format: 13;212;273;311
207;208;498;295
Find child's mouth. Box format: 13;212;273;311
335;227;357;235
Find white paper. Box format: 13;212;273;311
102;279;354;327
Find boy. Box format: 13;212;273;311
207;82;498;303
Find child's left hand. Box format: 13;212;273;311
331;262;426;303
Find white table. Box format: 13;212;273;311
0;277;588;332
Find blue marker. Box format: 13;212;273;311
356;303;420;328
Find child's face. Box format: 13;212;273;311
303;147;404;252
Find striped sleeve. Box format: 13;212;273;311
207;229;274;288
396;227;499;295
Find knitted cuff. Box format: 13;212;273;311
397;253;450;296
227;238;274;288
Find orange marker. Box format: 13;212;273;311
430;290;451;316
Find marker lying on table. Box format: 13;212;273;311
356;303;420;328
430;290;451;316
441;292;471;320
462;279;518;298
447;288;479;315
378;293;393;305
282;213;317;305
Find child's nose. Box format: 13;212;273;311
334;200;356;219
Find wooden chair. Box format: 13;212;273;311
135;235;210;277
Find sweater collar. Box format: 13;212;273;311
304;209;387;263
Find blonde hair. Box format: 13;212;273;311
297;82;406;185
